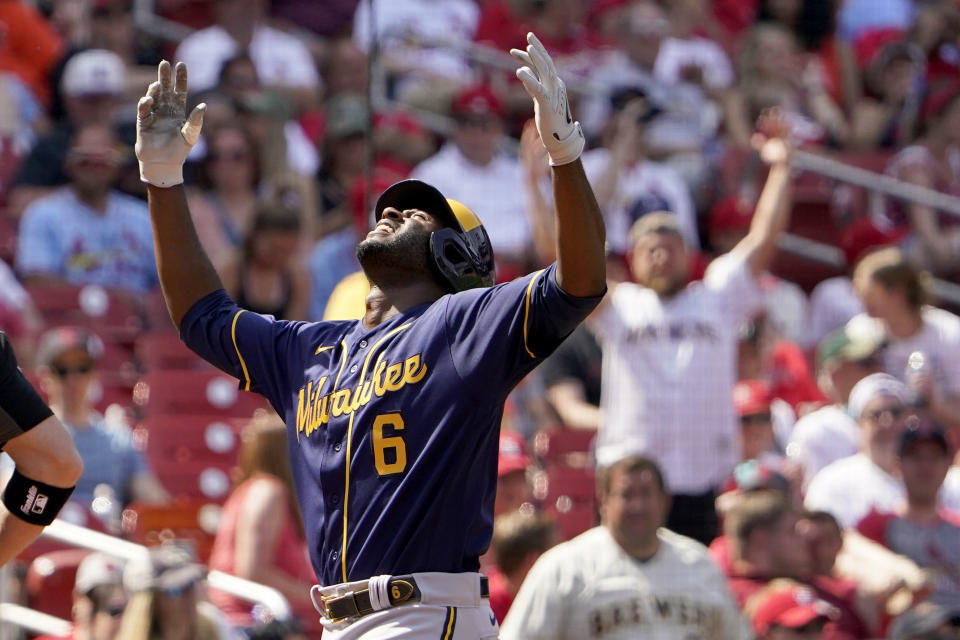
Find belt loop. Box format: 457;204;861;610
309;585;326;616
368;575;392;611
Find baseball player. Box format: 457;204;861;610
134;32;606;638
0;330;83;565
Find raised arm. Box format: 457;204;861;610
512;33;606;298
732;108;794;278
135;61;222;329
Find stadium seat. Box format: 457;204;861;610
24;283;144;342
133;414;246;470
534;466;597;542
122;499;222;562
26;548;93;620
132;370;271;418
532;428;595;468
135;331;211;371
548;503;597;542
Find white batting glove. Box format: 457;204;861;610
135;60;205;188
510;32;584;166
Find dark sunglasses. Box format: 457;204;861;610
102;604;126;617
864;406;905;422
740;413;772;425
51;362;94;378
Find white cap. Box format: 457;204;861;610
61;49;125;97
75;552;124;595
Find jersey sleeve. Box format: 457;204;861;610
499;549;571;640
0;331;54;446
704;251;764;324
443;264;604;390
178;289;309;413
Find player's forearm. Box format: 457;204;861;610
147;185;224;329
740;162;792;276
551;160;606;297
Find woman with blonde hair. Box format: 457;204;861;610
207;410;319;634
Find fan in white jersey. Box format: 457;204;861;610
848;246;960;431
590;108;795;544
500;456;751;640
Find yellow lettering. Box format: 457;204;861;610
384;363;404;392
295;385;309;437
373;359;388;397
403;355;427;383
318;394;330;428
331;389;352;417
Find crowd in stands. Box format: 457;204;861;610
2;0;960;638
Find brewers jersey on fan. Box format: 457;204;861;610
592;252;764;494
500;527;750;640
180;263;600;586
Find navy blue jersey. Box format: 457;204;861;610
181;264;601;586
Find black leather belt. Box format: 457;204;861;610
322;575;489;622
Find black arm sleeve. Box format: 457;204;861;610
0;331;54;446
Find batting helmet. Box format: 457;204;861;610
374;180;495;292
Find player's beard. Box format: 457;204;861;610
644;273;685;298
356;228;433;286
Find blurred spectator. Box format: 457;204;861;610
314;93;368;233
908;0;960;87
848;247;960;431
806;276;865;351
733;380;781;464
208;411;319;634
756;0;861;116
536;315;602;431
67;552;128;640
319;37;368;99
725;23;849;148
654;0;734;95
411;84;533;274
0;0;63;108
591;113;792;544
352;0;478;110
187;123;261;266
857;422;960;607
804;374;919;529
723;491;872;639
116;545;229;640
876;83;960;275
744;580;839;640
15;123;158;293
495;431;533;518
173;0;320;110
9;49;133;217
787;327;885;486
850;39;925;149
270;0;358;38
217;204;309;320
35;327;169;511
582;91;699;255
501;456;750;640
487;510;555;623
887;601;960;640
837;0;914;44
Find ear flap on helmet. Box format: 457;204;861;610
429;225;495;292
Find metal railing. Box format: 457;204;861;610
0;519;293;636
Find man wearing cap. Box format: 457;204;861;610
35;327;168;512
10;49;135;214
136;33;605;637
745;580;838;640
857;421;960;607
69;552;128;640
495;431;533;517
804;374;960;529
411;84;533;274
502;455;750;640
591;108;793;545
787;327;885;487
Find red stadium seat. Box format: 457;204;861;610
122;499;222;562
26;548;93;620
548;503;597;542
24;283;144;342
133;414;246;470
532;429;595;468
132;370;271;419
135;331;211;371
534;466;597;542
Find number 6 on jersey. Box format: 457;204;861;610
372;413;406;476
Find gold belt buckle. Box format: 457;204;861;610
320;591;352;623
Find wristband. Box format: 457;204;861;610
2;468;75;526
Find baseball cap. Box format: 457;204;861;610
889;602;960;640
815;327;884;371
898;419;949;457
751;584;838;636
732;380;772;417
627;212;683;246
36;326;105;367
451;85;505;120
123;546;204;593
498;431;531;478
847;373;908;421
374;180;480;234
61;49;125;97
75;552;124;595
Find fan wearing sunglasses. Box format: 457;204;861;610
35;327;168;515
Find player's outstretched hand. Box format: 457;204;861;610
751;107;793;167
510;32;584;167
135;60;205;188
